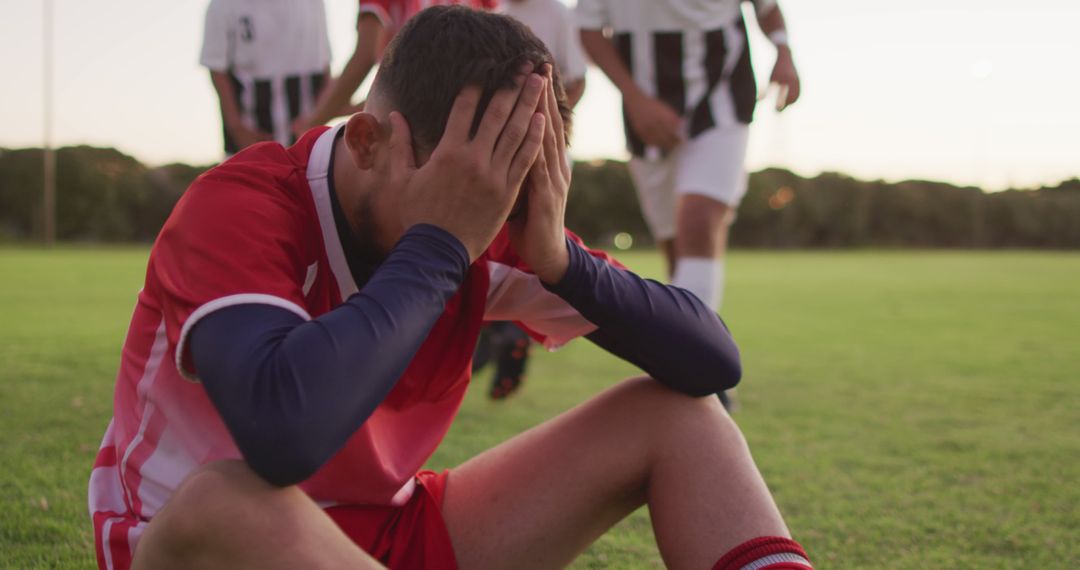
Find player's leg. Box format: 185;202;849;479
487;321;532;399
627;157;679;279
131;460;383;570
441;377;794;570
659;237;677;279
671;126;750;411
672;195;737;411
672;194;733;308
670;125;751;312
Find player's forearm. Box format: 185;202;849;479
545;239;742;396
580;29;645;101
305;17;382;127
209;70;245;131
191;224;469;487
565;77;586;109
756;3;793;54
307;57;376;127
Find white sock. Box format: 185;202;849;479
671;257;725;311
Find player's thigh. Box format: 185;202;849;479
133;461;377;570
628;157;678;243
441;377;706;569
670;126;748;252
674;194;733;257
674;125;750;208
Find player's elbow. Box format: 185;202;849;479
705;322;743;392
683;343;742;396
580;29;606;57
234;424;334;487
715;351;742;391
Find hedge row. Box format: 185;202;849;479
2;147;1077;248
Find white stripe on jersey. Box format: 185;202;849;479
133;425;200;519
176;293;314;381
117;320;168;518
100;517;120;569
307;124;359;299
88;421;128;514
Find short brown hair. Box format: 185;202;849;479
374;5;572;152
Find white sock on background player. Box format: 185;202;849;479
672;257;725;311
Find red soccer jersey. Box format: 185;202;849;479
88;124;616;569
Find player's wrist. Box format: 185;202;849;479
397;223;472;275
534;241;570;286
624;86;652;108
531;236;574;287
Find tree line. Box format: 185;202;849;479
1;146;1078;248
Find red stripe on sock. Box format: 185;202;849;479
713;536;812;570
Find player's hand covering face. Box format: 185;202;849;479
507;64;572;285
391;66;547;262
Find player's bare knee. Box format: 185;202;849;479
133;461;270;568
159;461;267;541
677;194;732;249
610;377;746;462
610;377;727;426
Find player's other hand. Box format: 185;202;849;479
508;64;570;285
228;122;273;150
625;91;683;151
769;47;800;111
392;69;547;261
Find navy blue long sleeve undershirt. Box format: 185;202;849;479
548;238;741;397
191;229;741;487
190;224;469;487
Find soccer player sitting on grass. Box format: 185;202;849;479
88;7;813;570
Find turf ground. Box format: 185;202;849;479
0;247;1077;569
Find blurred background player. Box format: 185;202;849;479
501;0;587;107
292;0;498;136
475;0;590;399
201;0;333;156
578;0;801;410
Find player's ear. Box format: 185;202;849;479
343;113;383;170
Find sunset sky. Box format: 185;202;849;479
2;0;1077;190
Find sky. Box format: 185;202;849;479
1;0;1078;191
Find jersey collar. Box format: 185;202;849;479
306;123;359;299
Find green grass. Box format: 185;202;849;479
1;247;1078;568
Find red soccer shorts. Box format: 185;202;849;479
324;470;458;570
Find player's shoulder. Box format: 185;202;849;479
164;129;327;241
193;129;324;199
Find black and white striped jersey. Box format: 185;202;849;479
200;0;331;154
577;0;773;158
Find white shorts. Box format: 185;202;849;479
627;125;750;241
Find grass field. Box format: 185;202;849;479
1;247;1077;569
